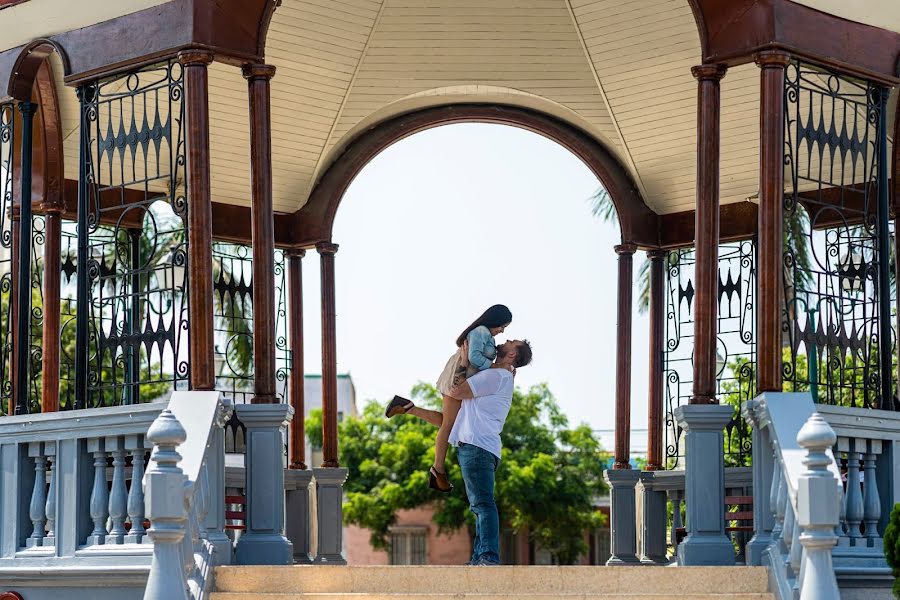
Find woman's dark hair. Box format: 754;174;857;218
456;304;513;347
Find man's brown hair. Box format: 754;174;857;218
514;340;533;368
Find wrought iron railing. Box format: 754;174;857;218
0;103;12;416
664;240;757;467
77;59;189;409
781;59;893;410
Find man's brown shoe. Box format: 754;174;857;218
385;395;414;418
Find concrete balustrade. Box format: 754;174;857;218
741;392;894;600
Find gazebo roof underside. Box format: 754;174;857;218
6;0;900;217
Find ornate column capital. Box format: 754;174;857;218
316;241;339;255
646;248;667;260
177;49;214;68
286;248;307;259
614;243;637;256
691;64;727;82
754;50;791;69
242;63;276;81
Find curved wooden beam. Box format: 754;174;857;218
297;104;657;248
7;38;68;102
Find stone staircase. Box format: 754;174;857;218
211;565;773;599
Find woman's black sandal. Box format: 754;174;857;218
429;466;453;493
385;395;414;418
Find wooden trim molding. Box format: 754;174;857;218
688;0;900;85
298;103;656;248
0;0;279;94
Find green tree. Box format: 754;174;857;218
883;502;900;599
320;382;609;564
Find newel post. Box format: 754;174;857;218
796;413;840;600
143;410;189;600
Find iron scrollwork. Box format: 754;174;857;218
0;104;12;415
664;241;756;467
77;60;189;408
781;60;894;410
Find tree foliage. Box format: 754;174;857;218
884;502;900;599
317;382;609;564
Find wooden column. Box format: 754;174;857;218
755;51;790;394
243;63;278;405
179;50;216;391
288;250;306;469
613;243;636;470
645;249;666;470
690;64;727;405
40;204;63;412
317;241;339;468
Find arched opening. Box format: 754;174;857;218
299;121;655;565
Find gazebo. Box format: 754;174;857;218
0;1;898;598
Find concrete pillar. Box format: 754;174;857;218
639;471;669;564
234;403;294;565
313;467;347;564
286;469;314;563
603;469;641;565
674;404;735;565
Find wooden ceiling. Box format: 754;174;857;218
21;0;900;216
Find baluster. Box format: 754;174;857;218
183;485;198;584
832;443;848;546
775;465;789;556
796;413;840;600
769;456;784;546
43;441;57;547
106;436;128;544
143;409;189;600
196;460;210;541
844;439;864;543
26;442;47;548
86;438;109;545
863;439;883;548
790;501;802;590
124;435;147;544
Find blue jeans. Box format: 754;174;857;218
457;442;500;564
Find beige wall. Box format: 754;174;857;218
346;505;471;565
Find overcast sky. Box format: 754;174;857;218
297;123;651;436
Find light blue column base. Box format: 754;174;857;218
745;533;773;567
234;403;294;566
639;471;669;565
603;468;641;565
286;469;314;564
314;467;348;565
674;403;735;567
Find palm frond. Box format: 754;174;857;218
587;187;617;223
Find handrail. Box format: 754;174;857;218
748;392;842;600
143;391;231;600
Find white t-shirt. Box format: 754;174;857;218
448;368;514;459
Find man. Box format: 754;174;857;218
445;339;533;566
384;339;533;565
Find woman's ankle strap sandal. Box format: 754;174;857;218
385;395;415;418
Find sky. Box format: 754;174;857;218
296;123;651;437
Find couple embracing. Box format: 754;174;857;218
385;304;533;566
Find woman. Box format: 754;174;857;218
385;304;513;492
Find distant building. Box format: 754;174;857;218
300;374;358;467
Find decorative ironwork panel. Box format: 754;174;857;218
25;215;44;413
782;60;893;409
79;60;188;408
0;104;12;415
212;242;291;406
664;241;756;468
59;222;78;409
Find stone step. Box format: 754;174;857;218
213;566;770;596
211;594;774;600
